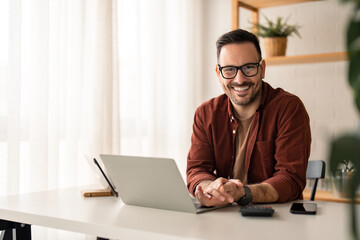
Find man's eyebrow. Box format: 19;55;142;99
220;62;259;67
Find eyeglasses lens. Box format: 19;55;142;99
221;63;259;78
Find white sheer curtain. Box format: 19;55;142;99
0;0;119;196
117;0;203;175
1;0;119;238
1;0;203;238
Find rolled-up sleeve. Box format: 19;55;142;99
186;107;217;195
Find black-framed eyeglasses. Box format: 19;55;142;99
218;59;263;79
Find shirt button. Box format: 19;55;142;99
232;130;236;134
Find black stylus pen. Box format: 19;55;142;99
93;158;118;197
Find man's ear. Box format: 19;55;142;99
260;59;266;79
215;64;222;82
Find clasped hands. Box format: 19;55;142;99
195;177;245;207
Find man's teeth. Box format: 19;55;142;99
233;86;250;91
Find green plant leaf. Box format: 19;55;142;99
341;0;360;5
333;2;360;239
329;134;360;199
348;54;360;112
347;14;360;58
346;12;360;114
252;14;301;38
348;51;360;87
329;134;360;175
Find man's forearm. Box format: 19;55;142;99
248;183;279;203
195;179;279;205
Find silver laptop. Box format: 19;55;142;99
99;154;229;214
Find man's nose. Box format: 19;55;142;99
232;70;246;83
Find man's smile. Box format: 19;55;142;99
233;85;250;92
230;83;253;96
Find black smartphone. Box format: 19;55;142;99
290;202;317;215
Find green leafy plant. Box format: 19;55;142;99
252;15;301;38
329;0;360;239
343;159;356;172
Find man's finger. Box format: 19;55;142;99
213;177;228;189
196;187;217;207
218;185;234;202
206;187;225;201
196;186;211;201
229;179;243;187
207;187;235;203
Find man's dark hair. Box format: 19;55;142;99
216;29;262;62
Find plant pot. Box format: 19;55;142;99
263;37;287;57
331;169;354;198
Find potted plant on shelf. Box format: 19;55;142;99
252;15;301;57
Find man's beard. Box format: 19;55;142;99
227;82;259;106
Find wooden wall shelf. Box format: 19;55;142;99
232;0;346;65
232;0;323;31
265;52;347;65
234;0;322;10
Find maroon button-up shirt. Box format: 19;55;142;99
186;81;311;202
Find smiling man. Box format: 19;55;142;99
186;29;311;207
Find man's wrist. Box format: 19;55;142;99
236;185;253;206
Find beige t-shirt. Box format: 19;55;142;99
231;116;254;183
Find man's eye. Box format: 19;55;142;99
223;67;236;73
243;65;256;70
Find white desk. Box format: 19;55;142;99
0;186;357;240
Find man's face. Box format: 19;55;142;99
216;42;265;106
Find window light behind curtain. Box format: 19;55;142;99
1;0;203;235
117;0;203;175
0;0;120;197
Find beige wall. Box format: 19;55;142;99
199;0;359;187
